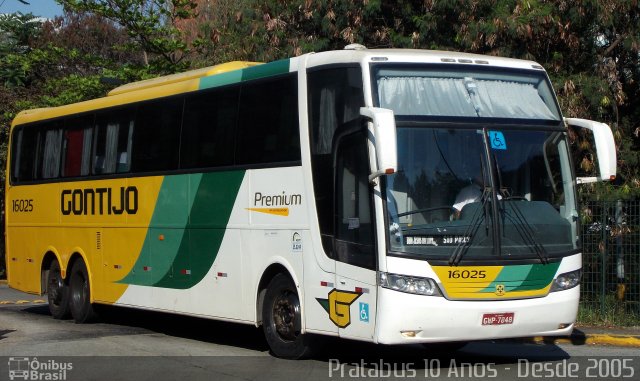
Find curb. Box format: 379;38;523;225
519;332;640;348
0;280;7;285
0;299;46;305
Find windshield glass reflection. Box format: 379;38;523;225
386;127;577;260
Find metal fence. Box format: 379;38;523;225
581;200;640;324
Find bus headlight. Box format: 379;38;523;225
550;269;581;292
378;272;442;296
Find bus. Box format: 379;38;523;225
4;47;616;358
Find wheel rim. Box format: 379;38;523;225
271;290;301;342
48;269;64;306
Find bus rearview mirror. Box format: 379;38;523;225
360;107;398;183
564;118;617;184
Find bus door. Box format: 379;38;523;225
333;130;378;340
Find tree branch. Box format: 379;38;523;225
603;34;624;57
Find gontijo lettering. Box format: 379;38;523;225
61;186;138;215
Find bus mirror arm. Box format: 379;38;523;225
564;118;617;184
360;107;398;184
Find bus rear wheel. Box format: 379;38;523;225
47;260;70;319
262;273;313;359
68;260;97;323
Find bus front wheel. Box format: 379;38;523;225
262;273;313;359
47;260;70;319
68;260;97;323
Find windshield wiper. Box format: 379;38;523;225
491;149;550;264
503;202;550;264
449;133;497;266
448;187;491;266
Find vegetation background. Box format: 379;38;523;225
1;0;639;279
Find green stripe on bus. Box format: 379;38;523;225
478;265;530;293
198;59;290;90
118;171;245;289
510;262;560;291
154;170;245;289
241;59;290;81
199;70;243;90
479;262;560;293
119;174;202;286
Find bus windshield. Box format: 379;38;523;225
373;66;577;262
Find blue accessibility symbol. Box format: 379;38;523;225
359;302;369;323
489;131;507;150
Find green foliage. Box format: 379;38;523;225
40;75;109;106
0;12;41;53
60;0;199;73
578;296;640;327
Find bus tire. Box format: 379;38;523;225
47;260;71;319
68;260;97;323
262;273;313;359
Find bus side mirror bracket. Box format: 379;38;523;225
564;118;617;184
360;107;397;184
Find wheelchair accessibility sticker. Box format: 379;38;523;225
489;131;507;150
359;302;369;323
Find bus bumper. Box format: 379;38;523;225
375;286;579;345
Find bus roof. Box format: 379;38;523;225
305;48;546;72
107;61;262;96
11;61;263;127
11;48;547;128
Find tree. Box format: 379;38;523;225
223;0;639;198
60;0;199;73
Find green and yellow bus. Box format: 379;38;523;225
5;47;616;358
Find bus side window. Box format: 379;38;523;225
132;98;182;172
334;131;375;270
39;123;63;179
11;126;41;183
307;66;365;257
236;75;300;165
93;108;135;175
62;116;94;178
181;86;238;169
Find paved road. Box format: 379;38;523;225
0;284;638;380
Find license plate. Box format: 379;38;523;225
482;312;514;325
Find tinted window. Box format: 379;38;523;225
307;67;364;254
335;131;375;269
39;122;63;179
131;98;183;172
62;116;93;178
308;67;364;155
236;75;300;165
12;126;41;182
12;121;64;182
93;108;135;175
181;87;238;169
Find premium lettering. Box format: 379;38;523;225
254;191;302;207
61;186;138;215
